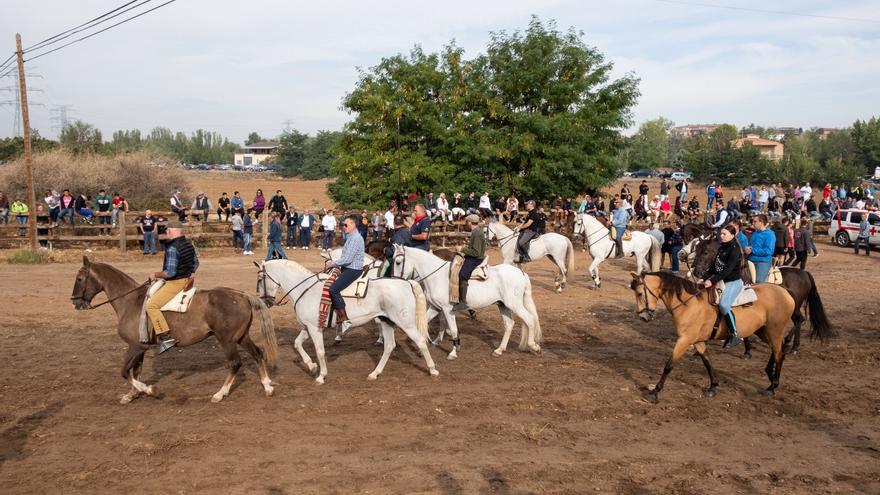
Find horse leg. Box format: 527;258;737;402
399;320;439;377
764;327;786;396
368;320;397;380
493;305;516;357
212;345;242;403
511;302;539;353
240;334;274;397
304;324;328;384
742;337;753;360
120;347;154;404
635;249;644;274
294;328;318;374
790;308;805;355
441;307;460;360
589;258;602;289
644;337;691;403
427;306;445;346
693;342;719;397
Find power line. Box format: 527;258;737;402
654;0;880;24
25;0;178;63
22;0;147;53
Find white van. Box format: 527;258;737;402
829;209;880;247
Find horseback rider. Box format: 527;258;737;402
611;199;630;258
452;215;486;311
327;215;364;337
407;204;431;251
696;224;743;348
515;200;542;263
146;220;199;354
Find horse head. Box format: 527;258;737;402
254;260;279;307
629;272;657;321
390;245;416;279
690;235;722;280
71;256;102;310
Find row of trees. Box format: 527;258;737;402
328;17;640;208
625;117;880;185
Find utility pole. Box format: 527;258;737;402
15;33;37;250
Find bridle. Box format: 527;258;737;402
392;248;449;283
71;264;149;310
634;273;704;318
484;223;518;249
258;264;321;311
574;214;610;248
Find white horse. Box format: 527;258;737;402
256;259;438;383
390;245;542;357
573;213;661;288
484;220;575;292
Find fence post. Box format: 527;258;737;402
119;211;127;252
261;209;268;250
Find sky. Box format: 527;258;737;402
1;0;878;144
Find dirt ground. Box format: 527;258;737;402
1;234;878;494
183;170;333;210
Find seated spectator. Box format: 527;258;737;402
44;190;60;226
217;192;231;222
451;193;466;220
252;189;266;217
170;190;187;222
660;196;671;220
75;193;94;224
436;193;451;225
231;191;244;216
0;191;8;225
11;198;28;236
190;192;212;222
111;192;129;227
59;189;76;225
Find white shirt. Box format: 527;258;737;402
322;214;336;231
479;194;491;209
800;185;812;200
170;195;182;208
437;197;449;211
384;210;394;227
300;214;311;228
759;190;769;202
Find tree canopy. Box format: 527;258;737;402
330;17;640;208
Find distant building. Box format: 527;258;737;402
673;124;721;138
234;141;279;166
815;128;839;141
731;134;784;161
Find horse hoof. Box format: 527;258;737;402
144;385;156;396
430;339;442;346
264;386;275;397
741;353;752;360
556;287;562;293
120;394;135;404
529;345;541;354
367;373;378;381
492;349;503;357
429;368;439;377
703;388;716;398
789;349;799;356
308;363;318;374
334;336;343;344
762;388;776;397
446;353;458;361
642;390;659;403
211;394;225;403
315;377;325;385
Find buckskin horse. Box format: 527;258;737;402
630;271;799;402
71;257;279;403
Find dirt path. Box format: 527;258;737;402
0;243;878;494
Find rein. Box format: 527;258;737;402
486;224;518;249
393;249;449;284
261;267;320;308
575;216;611;248
72;265;150;309
640;275;704;314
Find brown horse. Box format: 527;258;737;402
630;271;795;402
71;257;278;404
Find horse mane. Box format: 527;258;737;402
647;271;702;298
91;261;138;286
431;248;457;262
268;259;313;275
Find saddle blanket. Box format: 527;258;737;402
449;255;489;303
609;228;633;241
317;268;373;298
712;281;757;308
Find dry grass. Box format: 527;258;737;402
0;150;190;210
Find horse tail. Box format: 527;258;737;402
649;236;662;272
565;236;575;274
805;271;835;342
407;280;430;341
248;294;278;367
523;275;543;343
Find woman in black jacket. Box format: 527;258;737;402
697;225;744;348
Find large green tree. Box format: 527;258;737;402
852;117;880;173
331;17;640;208
60;120;103;154
626;117;674;170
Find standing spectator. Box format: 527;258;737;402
110;192;128;228
771;218;790;266
746;215;775;283
854;214;871;256
822;183;832;201
242;210;256;255
75;193;94;224
669;221;684;272
286;207;299;249
407;204;432;251
645;222;665;246
95;189;112;235
638;180;649;197
11;199;28;236
321;210;337;249
190;192;212;222
266;212;287;260
372;210;384;241
217;192;231;222
465;192;478;215
0;191;8;225
493;195;507;221
758;186;769;213
620;183;633;203
138;209;158;255
790;223;818;269
659;178;669;201
706;180;717;210
478;191;492;218
268;190;288;221
231;191;245;217
384;204;396;234
358;210;370;239
660;220;675;269
676;178;689;202
252;189;266;217
59;189;76;225
231;210;244;252
299;209;314;249
506;196;519;222
800;182;812;202
44;190;60;226
170;190;187;222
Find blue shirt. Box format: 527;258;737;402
409;216;431;250
164;244;199;279
231;197;244;209
736;231;749;251
335;230;364;270
748;229;775;263
611;208;629;228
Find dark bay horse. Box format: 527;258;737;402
689;236;834;355
71;257;278;403
630;272;795;402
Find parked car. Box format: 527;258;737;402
828;209;880;247
630;168;658;178
670;171;692;181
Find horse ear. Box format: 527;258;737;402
82;255;90;265
630;271;640;280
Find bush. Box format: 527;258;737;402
7;249;50;264
0;150;190;210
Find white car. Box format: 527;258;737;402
670;171;692;181
829;209;880;247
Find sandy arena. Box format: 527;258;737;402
0;237;878;494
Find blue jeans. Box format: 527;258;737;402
718;279;743;316
243;233;252;252
49;207;59;223
0;208;7;224
855;237;871;255
59;208;74;225
323;231;335;249
232;230;243;249
143;231;156;254
16;215;27;236
707;196;715;210
266;241;287;260
752;261;771;283
300;227;311;247
286;227;296;247
329;267;362;309
670;244;682;272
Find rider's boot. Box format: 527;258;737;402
722;311;742;348
615;236;625;258
335;308;352;337
155;331;177;354
452;281;469;311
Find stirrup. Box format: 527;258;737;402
338;319;353;337
723;335;742;349
157;338;177;354
452;302;469;311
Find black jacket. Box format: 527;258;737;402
705;240;742;284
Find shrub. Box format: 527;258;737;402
0;150;190;210
7;249;50;264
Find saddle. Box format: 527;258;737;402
317;269;372;299
609;227;633;241
147;280;198;313
746;261;783;285
449;254;489;303
708;280;757;308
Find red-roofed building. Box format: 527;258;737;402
731;134;784;161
